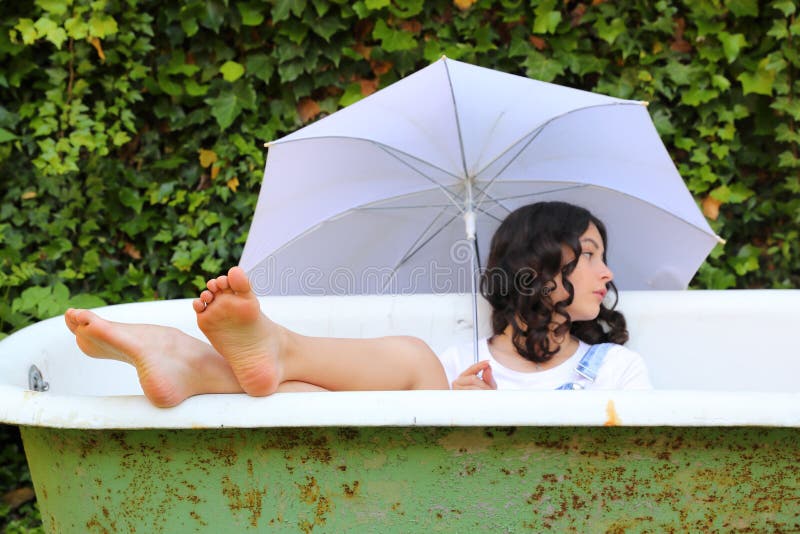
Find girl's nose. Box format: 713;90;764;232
600;261;614;282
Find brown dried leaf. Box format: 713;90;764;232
670;18;692;53
702;195;722;220
123;242;142;260
360;79;379;97
370;60;393;76
227;176;239;192
21;191;37;200
90;37;106;62
353;43;372;60
529;36;547;50
210;164;220;180
400;20;421;33
297;98;321;123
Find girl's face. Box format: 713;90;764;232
550;222;614;322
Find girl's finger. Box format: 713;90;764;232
482;364;497;389
457;360;491;378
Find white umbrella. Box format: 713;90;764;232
240;57;720;355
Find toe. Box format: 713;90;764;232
74;309;95;327
65;309;78;332
207;279;219;293
216;275;231;291
228;267;252;293
200;290;214;304
192;299;207;313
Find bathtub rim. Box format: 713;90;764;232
1;387;799;429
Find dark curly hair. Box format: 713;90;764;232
480;201;628;364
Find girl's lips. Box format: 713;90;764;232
594;290;607;299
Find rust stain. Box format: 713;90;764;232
189;510;208;527
297;476;319;504
208;444;238;467
221;475;266;527
604;399;622;426
342;480;360;497
302;436;333;464
438;430;493;454
296;475;331;533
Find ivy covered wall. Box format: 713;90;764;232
0;1;798;529
1;0;798;339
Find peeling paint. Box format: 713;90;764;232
18;426;800;532
605;399;622;426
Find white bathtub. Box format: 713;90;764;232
2;290;799;532
1;290;798;428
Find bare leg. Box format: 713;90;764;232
65;309;328;405
195;267;449;396
65;308;243;407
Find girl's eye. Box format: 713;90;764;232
582;252;593;259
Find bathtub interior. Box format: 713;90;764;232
0;290;798;397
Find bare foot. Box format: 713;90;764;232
195;266;285;396
65;308;242;407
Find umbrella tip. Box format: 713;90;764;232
717;235;727;245
264;142;271;148
640;100;650;107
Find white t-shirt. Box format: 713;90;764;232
437;338;652;390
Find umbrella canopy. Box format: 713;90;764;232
241;57;719;298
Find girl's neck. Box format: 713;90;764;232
489;326;580;372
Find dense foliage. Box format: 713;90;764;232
0;0;798;529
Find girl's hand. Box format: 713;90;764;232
451;360;498;390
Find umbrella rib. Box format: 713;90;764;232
477;184;591;205
483;180;721;241
355;203;464;210
383;211;462;292
373;143;467;211
442;59;471;182
473;102;646;210
269;134;467;208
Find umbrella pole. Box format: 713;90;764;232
464;206;481;365
470;235;480;364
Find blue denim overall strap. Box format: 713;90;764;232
555;343;615;390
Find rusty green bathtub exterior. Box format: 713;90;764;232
22;425;800;532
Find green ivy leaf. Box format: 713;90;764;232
13;18;37;44
717;32;747;63
681;87;718;106
88;14;119;38
728;244;760;276
771;0;796;16
35;0;68;15
725;0;758;17
595;18;626;45
0;127;18;142
205;83;256;129
237;2;265;26
34;17;67;48
220;61;245;82
339;83;363;107
372;19;417;52
67;294;107;310
522;51;564;82
710;183;755;203
737;58;776;95
365;0;390;9
246;54;275;83
532;0;561;34
272;0;306;22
